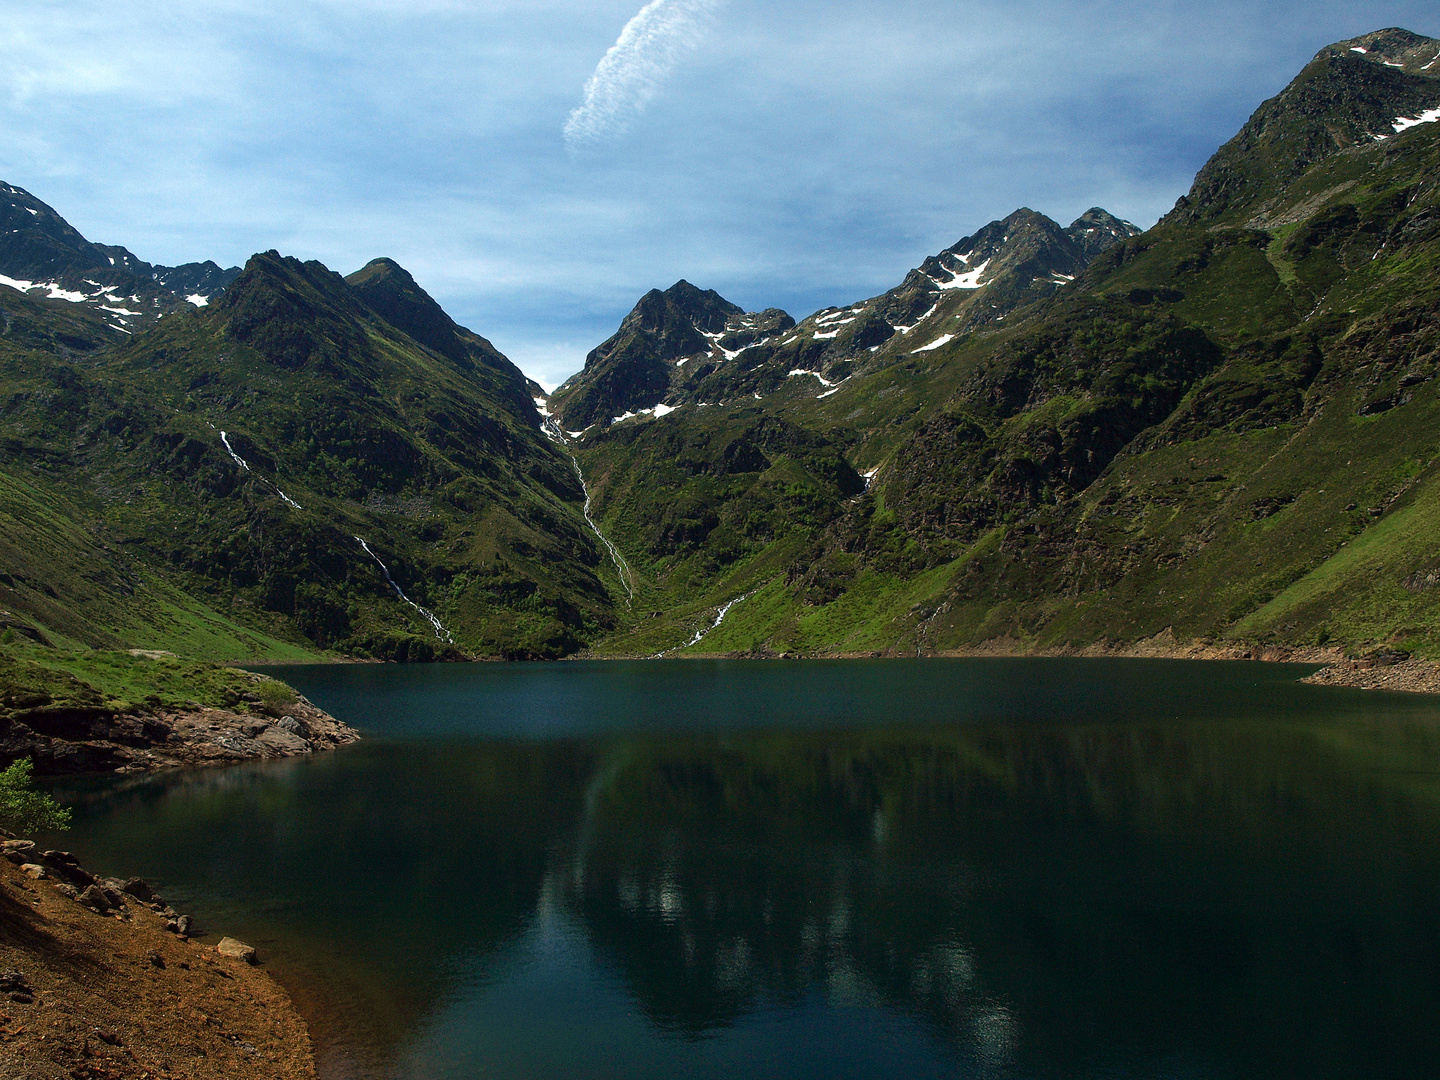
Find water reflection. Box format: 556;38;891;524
43;660;1440;1080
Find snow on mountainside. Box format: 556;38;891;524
0;183;240;334
550;207;1139;431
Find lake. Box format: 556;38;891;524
42;658;1440;1079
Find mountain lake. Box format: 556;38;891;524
39;657;1440;1079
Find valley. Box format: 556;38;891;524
2;27;1439;670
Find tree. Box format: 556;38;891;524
0;759;71;836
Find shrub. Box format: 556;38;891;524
254;678;298;709
0;758;71;835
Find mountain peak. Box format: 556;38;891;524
346;256;464;361
1318;28;1440;76
1168;28;1440;226
1066;208;1143;261
344;257;526;390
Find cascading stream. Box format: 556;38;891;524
655;591;755;657
219;429;303;509
536;404;635;603
354;537;454;644
214;424;451;642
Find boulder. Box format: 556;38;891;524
1;839;36;864
216;937;257;964
76;884;112;911
257;727;310;754
39;851;95;888
275;716;310;738
19;863;45;879
121;877;155;902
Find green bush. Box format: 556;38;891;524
0;759;71;836
254;677;298;709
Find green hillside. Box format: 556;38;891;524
566;27;1440;660
2;27;1438;665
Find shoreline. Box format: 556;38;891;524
4;693;360;776
577;632;1440;694
0;843;316;1078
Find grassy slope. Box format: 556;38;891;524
0;641;298;715
0;254;620;661
581;48;1440;660
0;465;315;661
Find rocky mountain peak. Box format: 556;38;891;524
0;182;239;333
347;257;470;363
1318;28;1440;76
1167;28;1440;226
1066;208;1142;262
344;257;535;408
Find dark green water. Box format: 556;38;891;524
40;658;1440;1079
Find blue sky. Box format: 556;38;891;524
2;1;1436;388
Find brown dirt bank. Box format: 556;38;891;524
0;847;315;1079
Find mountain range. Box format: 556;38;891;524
2;26;1439;663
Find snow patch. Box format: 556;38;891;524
186;294;209;307
932;258;991;291
719;336;770;361
787;368;839;388
1350;46;1367;53
612;402;680;425
0;275;89;303
891;302;940;334
912;334;955;353
1393;107;1440;133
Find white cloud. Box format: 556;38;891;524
564;0;723;146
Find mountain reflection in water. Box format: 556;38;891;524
43;659;1440;1080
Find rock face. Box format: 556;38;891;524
1167;28;1440;227
0;695;360;775
0;181;240;333
547;207;1140;431
550;280;787;430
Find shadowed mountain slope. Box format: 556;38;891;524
0;245;624;660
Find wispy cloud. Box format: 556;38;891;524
565;0;722;146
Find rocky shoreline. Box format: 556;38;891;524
659;630;1440;695
1;692;360;776
0;840;315;1079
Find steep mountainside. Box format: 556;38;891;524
0;183;239;336
2;27;1438;665
561;28;1440;661
1;233;622;658
548;207;1138;435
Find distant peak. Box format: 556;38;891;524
1319;28;1440;75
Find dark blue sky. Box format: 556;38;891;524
3;1;1437;386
